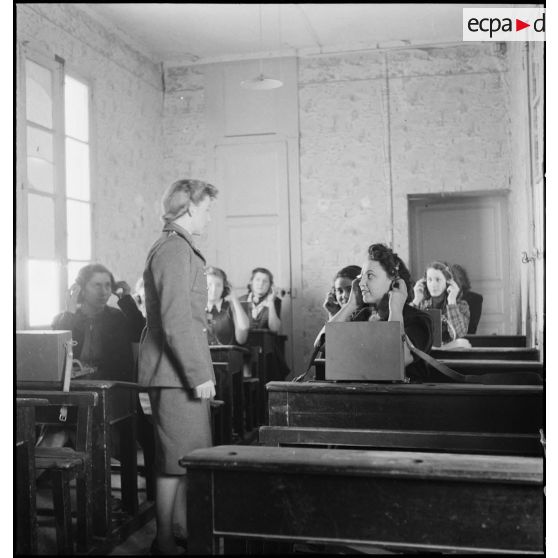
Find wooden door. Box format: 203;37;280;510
409;193;511;334
204;59;301;373
214;139;292;351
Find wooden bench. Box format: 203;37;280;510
18;380;146;540
181;445;544;554
431;347;539;361
266;381;543;435
258;425;543;456
465;334;527;347
17;397;50;555
436;359;544;383
18;390;98;554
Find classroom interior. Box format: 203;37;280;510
16;3;545;556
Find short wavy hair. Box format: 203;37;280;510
334;265;361;283
205;266;230;299
450;263;471;293
161;179;218;223
423;260;454;301
367;244;413;303
246;267;274;295
75;263;116;303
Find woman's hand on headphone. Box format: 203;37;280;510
224;286;237;303
446;278;460;305
388;278;407;318
323;289;340;316
412;278;426;306
113;280;131;299
66;283;81;313
348;278;364;309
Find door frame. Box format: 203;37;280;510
408;189;513;334
208;134;303;374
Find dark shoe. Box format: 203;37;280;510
150;539;187;556
174;536;188;550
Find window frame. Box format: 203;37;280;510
17;45;95;329
63;65;96;288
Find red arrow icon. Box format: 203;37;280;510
516;19;530;31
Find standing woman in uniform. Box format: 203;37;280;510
139;179;218;555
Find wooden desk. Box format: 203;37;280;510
17;397;50;555
18;380;140;538
431;347;539;361
210;346;248;443
267;381;543;434
465;334;527;347
181;445;543;554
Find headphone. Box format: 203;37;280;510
222;281;231;299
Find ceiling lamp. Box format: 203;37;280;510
241;4;283;90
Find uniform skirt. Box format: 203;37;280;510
148;387;212;475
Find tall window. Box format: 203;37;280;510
22;54;92;327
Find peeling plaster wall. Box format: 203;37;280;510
297;51;392;356
17;3;164;288
161;65;213;257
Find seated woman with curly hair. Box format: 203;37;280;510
327;244;433;382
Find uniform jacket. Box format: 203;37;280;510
138;222;215;390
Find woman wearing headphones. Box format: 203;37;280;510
328;243;433;381
205;266;250;346
239;267;282;333
411;261;471;348
52;263;143;382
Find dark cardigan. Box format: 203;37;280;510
52;295;144;382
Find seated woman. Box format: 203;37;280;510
328;244;433;382
322;265;362;319
239;267;290;380
205;266;250;346
52;263;144;382
239;267;282;333
42;263;144;452
313;265;362;350
411;261;471;349
450;264;483;334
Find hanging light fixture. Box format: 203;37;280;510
241;4;283;90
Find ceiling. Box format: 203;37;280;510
77;3;511;66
